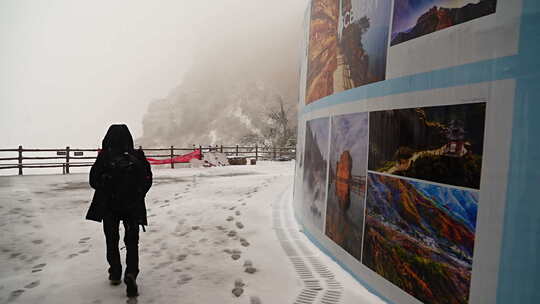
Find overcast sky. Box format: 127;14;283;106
0;0;309;149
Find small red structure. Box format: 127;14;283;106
146;149;202;165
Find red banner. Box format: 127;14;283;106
147;149;202;165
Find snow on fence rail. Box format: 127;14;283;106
0;145;295;175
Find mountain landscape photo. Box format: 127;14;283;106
362;173;479;304
391;0;498;46
338;0;392;90
325;112;369;260
305;0;392;104
303;117;330;230
305;0;340;104
368;102;486;189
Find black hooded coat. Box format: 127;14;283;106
86;124;152;225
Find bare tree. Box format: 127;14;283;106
240;96;297;148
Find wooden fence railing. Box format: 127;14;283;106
0;145;295;175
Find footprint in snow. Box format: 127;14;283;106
245;265;257;274
67;253;78;259
154;261;173;269
24;281;40;289
32;240;43;245
240;238;250;247
7;289;25;302
32;263;46;270
235;222;244;229
231;249;241;260
176;254;188;261
226;216;234;222
232;279;244;297
177;274;193;286
235;210;241;216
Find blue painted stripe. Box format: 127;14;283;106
302;55;519;115
497;0;540;303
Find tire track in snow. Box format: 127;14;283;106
272;185;343;304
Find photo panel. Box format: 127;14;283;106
337;0;392;89
368;102;487;189
325;112;369;260
362;172;479;304
391;0;498;46
305;0;340;104
305;0;392;104
303;117;331;231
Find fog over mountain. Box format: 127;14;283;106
138;1;308;148
1;1;308;149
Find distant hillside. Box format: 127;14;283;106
137;3;305;148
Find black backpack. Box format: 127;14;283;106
105;151;145;214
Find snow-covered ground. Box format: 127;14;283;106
0;162;385;304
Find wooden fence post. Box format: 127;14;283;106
170;145;174;169
273;147;276;160
65;146;70;174
255;144;258;161
236;144;239;156
18;145;23;176
199;145;202;159
220;145;223;153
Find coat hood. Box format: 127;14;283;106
102;124;134;151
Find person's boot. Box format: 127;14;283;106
124;273;138;297
109;274;121;286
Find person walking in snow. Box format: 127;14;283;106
86;124;152;298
